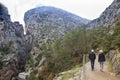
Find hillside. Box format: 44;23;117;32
87;0;120;28
24;6;90;46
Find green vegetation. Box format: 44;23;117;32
27;72;38;80
27;19;120;80
27;27;92;80
60;66;81;80
90;18;120;53
0;41;14;68
89;26;111;52
0;61;3;69
59;64;82;80
0;41;13;54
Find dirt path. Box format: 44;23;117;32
54;55;120;80
84;55;120;80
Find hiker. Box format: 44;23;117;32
98;50;105;72
89;49;96;71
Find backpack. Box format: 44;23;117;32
89;52;95;60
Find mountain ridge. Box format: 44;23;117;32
24;6;90;25
24;6;90;46
87;0;120;28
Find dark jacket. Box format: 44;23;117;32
98;53;105;62
89;52;96;61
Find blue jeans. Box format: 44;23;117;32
90;60;95;70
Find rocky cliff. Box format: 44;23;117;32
87;0;120;28
0;3;32;80
24;6;90;46
0;3;10;21
106;50;120;74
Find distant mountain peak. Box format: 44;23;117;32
24;6;90;45
25;6;90;24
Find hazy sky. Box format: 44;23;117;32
1;0;114;25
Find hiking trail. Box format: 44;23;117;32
81;55;120;80
54;55;120;80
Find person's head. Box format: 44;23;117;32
99;50;103;53
91;49;94;52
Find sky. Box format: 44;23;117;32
1;0;114;26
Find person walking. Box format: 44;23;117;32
89;49;96;71
98;50;106;72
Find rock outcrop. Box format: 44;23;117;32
106;50;120;74
0;3;10;21
0;3;32;79
24;6;90;46
53;67;81;80
87;0;120;28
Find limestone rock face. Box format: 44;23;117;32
0;3;33;79
106;50;120;74
87;0;120;28
24;6;90;46
0;3;10;21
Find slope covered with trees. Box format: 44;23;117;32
27;18;120;79
27;27;92;80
